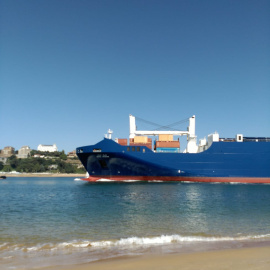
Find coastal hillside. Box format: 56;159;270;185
0;150;86;174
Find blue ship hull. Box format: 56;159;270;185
76;138;270;183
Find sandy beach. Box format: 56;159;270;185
41;245;270;270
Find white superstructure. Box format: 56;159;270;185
129;114;198;153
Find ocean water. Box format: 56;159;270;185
1;177;270;269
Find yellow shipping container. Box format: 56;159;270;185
134;136;148;143
158;134;173;141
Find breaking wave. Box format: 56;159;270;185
2;234;270;253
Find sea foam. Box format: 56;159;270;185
4;233;269;253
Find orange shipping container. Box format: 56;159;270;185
117;138;128;146
155;141;180;148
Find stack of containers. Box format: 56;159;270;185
154;135;180;152
129;136;152;149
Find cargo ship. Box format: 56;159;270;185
76;115;270;183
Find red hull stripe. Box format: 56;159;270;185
82;176;270;184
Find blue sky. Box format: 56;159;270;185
1;0;269;152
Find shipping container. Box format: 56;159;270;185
155;147;180;153
130;138;152;143
116;138;128;146
155;141;180;148
158;134;174;141
129;142;152;150
134;136;149;143
130;138;152;150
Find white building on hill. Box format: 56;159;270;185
37;144;58;152
17;146;31;158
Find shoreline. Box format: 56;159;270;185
1;173;86;177
2;175;270;270
2;238;270;270
40;244;270;270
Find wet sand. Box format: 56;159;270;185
41;246;270;270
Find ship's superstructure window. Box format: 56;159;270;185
132;146;135;151
127;147;130;151
137;147;140;152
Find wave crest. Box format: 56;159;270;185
2;233;270;253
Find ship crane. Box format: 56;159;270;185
129;115;198;153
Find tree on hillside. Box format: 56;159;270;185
8;155;18;169
3;165;12;172
60;150;67;160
